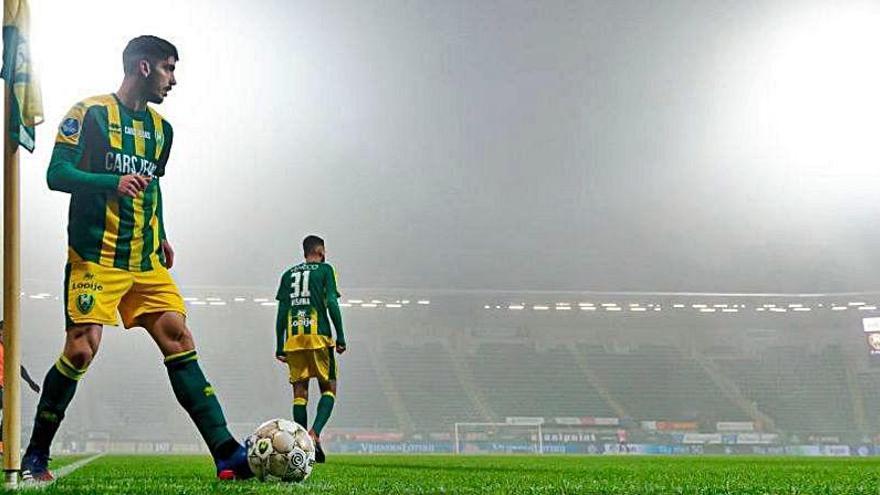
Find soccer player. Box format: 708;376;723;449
275;235;346;463
21;36;252;481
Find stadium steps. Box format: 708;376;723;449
332;342;398;429
579;344;745;422
843;359;869;435
858;372;880;432
715;346;856;435
367;342;415;433
382;343;486;429
568;346;629;419
689;349;777;431
466;343;614;419
443;341;496;422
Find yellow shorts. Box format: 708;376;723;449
64;260;187;329
287;347;338;384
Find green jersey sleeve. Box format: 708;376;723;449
275;273;288;356
276;271;288;301
47;106;118;194
154;126;172;243
156;181;167;242
325;264;345;345
155;121;173;178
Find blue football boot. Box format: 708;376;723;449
215;440;253;480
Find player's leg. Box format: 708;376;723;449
121;264;251;478
292;379;309;429
312;379;337;437
24;260;129;481
309;346;338;463
23;324;102;481
140;311;252;479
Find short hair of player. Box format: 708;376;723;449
123;35;179;75
303;235;325;256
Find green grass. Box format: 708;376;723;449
8;454;880;494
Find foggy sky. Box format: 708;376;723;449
19;0;880;294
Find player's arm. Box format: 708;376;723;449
155;128;175;267
155;183;175;268
47;106;148;196
275;275;288;362
326;266;346;353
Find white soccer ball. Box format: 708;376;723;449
247;418;316;482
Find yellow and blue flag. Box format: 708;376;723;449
1;0;42;152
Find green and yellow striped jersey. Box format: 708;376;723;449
275;262;345;353
49;94;173;272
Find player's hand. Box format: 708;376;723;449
161;240;175;269
336;343;346;354
117;174;151;198
275;355;288;363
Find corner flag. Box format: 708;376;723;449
1;0;41;152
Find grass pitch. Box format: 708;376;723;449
10;454;880;494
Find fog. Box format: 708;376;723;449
18;0;879;295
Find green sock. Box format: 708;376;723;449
293;398;308;429
311;392;335;436
164;350;237;459
27;356;85;454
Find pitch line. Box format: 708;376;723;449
20;452;104;490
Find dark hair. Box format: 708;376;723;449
303;235;325;256
123;35;179;75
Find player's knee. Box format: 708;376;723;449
172;326;195;351
63;326;100;369
155;318;195;355
292;381;309;398
64;346;95;370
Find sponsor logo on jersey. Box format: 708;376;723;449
105;151;158;177
71;281;103;292
76;293;95;315
124;126;151;139
291;309;314;327
60;117;80;137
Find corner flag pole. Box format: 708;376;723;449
2;80;21;488
1;0;42;485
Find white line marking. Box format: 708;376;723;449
20;453;104;490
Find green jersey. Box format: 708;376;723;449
275;262;345;353
49;94;172;272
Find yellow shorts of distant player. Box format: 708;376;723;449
287;347;338;384
64;259;187;329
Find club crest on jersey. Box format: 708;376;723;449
76;293;95;315
60;117;80;138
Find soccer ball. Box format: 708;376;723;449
246;418;316;482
